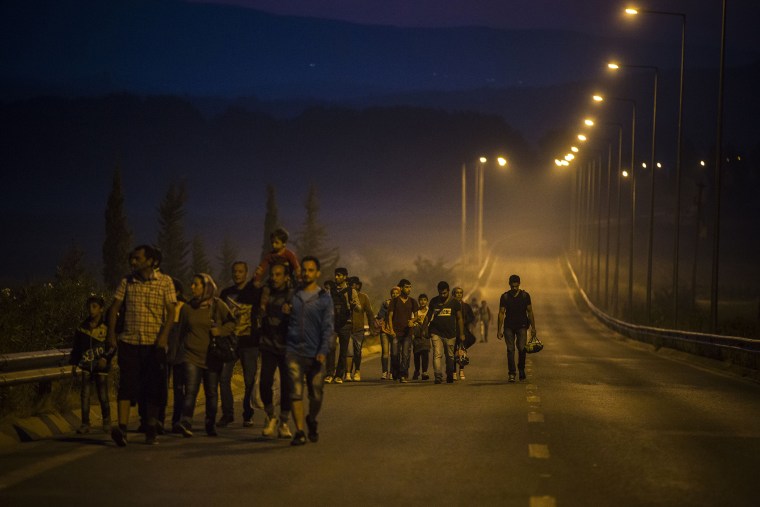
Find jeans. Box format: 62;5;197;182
181;362;220;428
79;371;110;424
380;333;391;374
391;331;412;379
349;330;365;370
170;363;186;426
326;324;351;377
220;344;259;420
413;351;429;374
259;349;291;415
504;327;528;374
286;354;325;420
431;333;456;379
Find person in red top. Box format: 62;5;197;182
253;228;301;287
387;279;419;383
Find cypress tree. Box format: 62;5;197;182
294;184;339;275
216;237;238;287
260;184;280;260
102;167;133;289
191;235;212;276
156;182;189;281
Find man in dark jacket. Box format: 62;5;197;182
259;262;295;439
422;281;464;384
218;261;262;427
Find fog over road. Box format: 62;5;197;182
1;255;758;507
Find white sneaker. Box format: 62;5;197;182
278;421;293;439
353;370;361;382
459;370;466;380
262;416;278;437
324;376;333;384
381;372;387;380
344;372;353;382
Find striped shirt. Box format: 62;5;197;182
114;271;177;346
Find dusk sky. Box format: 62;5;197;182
2;0;759;287
185;0;760;50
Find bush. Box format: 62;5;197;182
0;278;103;354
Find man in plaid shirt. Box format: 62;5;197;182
107;244;177;446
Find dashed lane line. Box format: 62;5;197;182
528;411;545;423
530;496;557;507
528;443;551;459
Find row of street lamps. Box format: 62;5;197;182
554;3;728;332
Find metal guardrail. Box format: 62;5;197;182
0;348;73;387
564;256;760;374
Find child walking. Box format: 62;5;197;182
70;295;114;433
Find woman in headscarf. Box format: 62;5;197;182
177;273;236;437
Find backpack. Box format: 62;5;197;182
330;285;355;330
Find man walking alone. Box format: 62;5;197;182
497;274;537;382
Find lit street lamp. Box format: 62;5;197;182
476;156;507;266
626;6;687;326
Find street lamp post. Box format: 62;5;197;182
626;6;687;326
594;94;637;318
477;157;485;266
475;157;507;266
609;63;658;324
711;0;728;332
461;163;467;268
602;125;623;310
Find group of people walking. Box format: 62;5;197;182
70;227;537;447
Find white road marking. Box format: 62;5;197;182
530;495;557;507
528;443;550;459
528;411;545;423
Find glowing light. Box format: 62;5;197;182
479;157;487;163
571;146;579;153
622;170;630;178
497;157;507;167
642;162;647;168
555;159;563;166
700;160;706;166
584;118;594;126
656;162;662;168
578;134;587;141
565;154;575;161
625;8;639;15
592;95;604;102
561;160;570;166
608;63;620;70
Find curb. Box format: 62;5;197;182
0;344;383;447
0;373;247;447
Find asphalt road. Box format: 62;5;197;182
1;255;758;507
